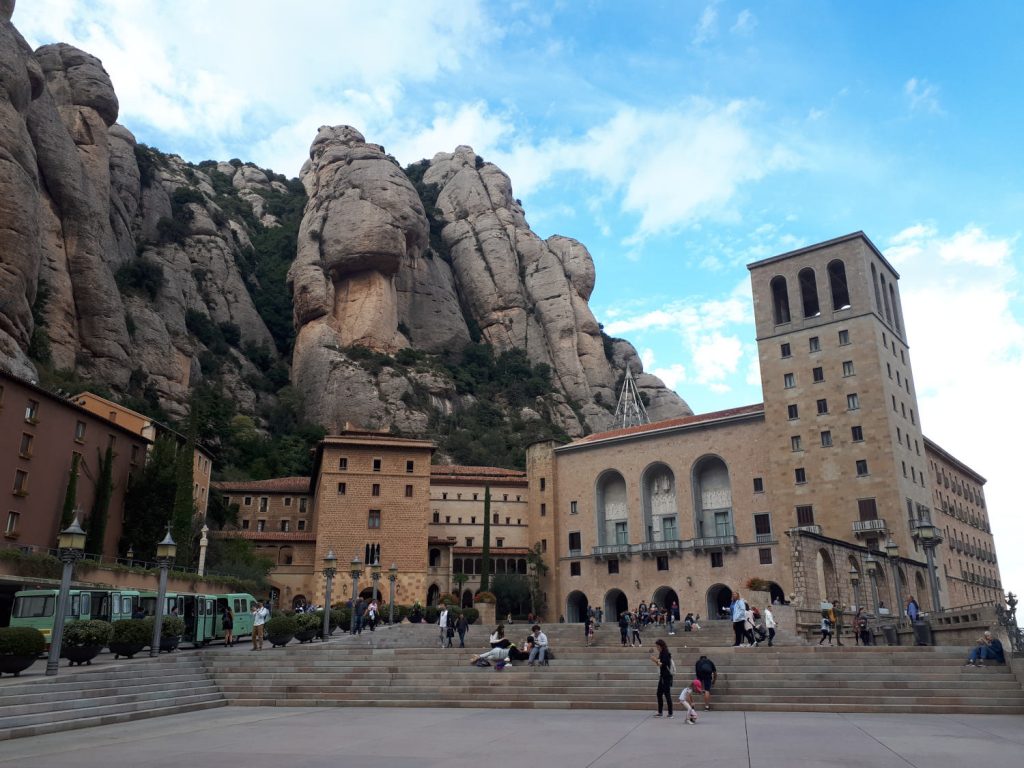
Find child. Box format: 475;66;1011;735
819;615;833;645
678;679;703;723
585;615;595;647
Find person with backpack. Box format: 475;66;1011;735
651;638;674;717
819;614;833;645
618;611;630;646
694;655;717;710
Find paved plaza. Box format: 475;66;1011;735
0;706;1021;768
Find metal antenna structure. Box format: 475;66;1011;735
613;366;650;429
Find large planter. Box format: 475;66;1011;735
475;602;496;627
295;628;318;644
0;655;36;677
109;641;146;660
159;636;180;653
267;633;294;648
63;645;102;666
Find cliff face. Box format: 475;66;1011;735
1;6;690;451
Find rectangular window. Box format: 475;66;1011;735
656;555;669;571
607;559;619;574
710;552;724;568
809;336;820;352
465;537;473;547
241;519;250;530
570;500;578;514
796;505;815;526
901;402;907;418
279;520;290;532
496;537;504;548
791;435;802;452
838;329;850;345
842;360;855;377
568;531;581;551
662;516;677;540
339;457;348;470
297;520;306;531
541;539;547;553
13;470;28;495
783;373;795;389
18;433;33;458
299;498;308;513
812;366;824;383
74;421;86;441
284;497;292;507
780;343;791;358
256;519;266;532
787;404;799;420
795;467;806;484
753;477;764;493
754;513;772;536
244;496;252;506
847;393;860;410
858;498;878;521
892;394;898;411
540;503;547;517
372;483;381;496
405;484;413;498
337;482;347;495
820;430;833;447
759;548;773;565
406;460;414;473
856;459;869;477
368;510;381;528
372;458;382;472
910;408;916;425
570;561;581;576
131;445;140;465
5;511;19;535
614;521;628;545
816;398;828;415
259;497;268;513
432;511;440;523
24;400;38;422
887;362;893;379
540;477;546;491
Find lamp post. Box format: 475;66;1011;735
197;524;210;576
349;555;362;633
149;528;177;658
913;520;943;612
371;562;382;602
46;517;87;676
848;566;861;611
885;538;903;620
864;553;880;616
388;563;398;625
321;549;337;642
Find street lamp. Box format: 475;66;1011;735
864;553;881;616
46;516;87;676
349;555;362;634
149;528;177;658
885;538;903;620
848;565;860;611
371;562;382;602
321;550;337;642
197;524;210;576
388;563;399;625
913;520;943;612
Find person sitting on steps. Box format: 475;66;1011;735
527;624;549;666
965;630;1005;667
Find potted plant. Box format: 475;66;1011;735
62;619;113;666
143;615;185;652
265;614;298;647
109;618;149;659
408;602;424;623
474;591;497;625
294;612;320;643
0;627;45;677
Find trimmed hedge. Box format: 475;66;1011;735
111;618;150;645
0;627;45;656
63;619;113;648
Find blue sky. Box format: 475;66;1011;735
17;1;1024;594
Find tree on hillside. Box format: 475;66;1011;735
60;452;81;529
120;436;178;560
84;445;114;555
171;412;198;566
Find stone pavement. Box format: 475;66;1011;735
0;706;1021;768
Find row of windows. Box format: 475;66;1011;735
336;482;414;498
241;518;308;532
769;260;851;325
786;394;866;424
791;459;870;484
237;496;309;513
788;427;861;450
881;332;907;364
936;494;989;531
436;491;523;502
782;361;856;388
337;457;415;473
779;329;851;359
431;511;524;526
886;362;913;396
573;546;775;579
931;464;984;507
452;557;526;575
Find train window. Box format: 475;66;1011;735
234;599;242;613
123;597;133;614
14;595;54;618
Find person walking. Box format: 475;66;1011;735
818;614;833;645
651;638;674;717
585;615;595;647
694;654;717;710
618;611;630;646
351;597;365;635
438;602;451;648
764;606;776;647
456;612;469;648
855;608;871;646
906;595;920;622
743;606;759;647
222;606;235;647
250;600;269;651
366;599;378;631
832;597;845;646
630;612;643;647
667;601;679;635
730;592;747;646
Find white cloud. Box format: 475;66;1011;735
731;9;757;35
904;77;943;115
692;333;743;387
693;2;720;45
640;348;656;369
651;363;687;391
885;223;1024;593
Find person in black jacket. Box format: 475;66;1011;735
618;611;630;646
651;638;673;717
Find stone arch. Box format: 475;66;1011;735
691;455;733;539
359;586;380;601
495;559;506;574
915;571;927;608
604;588;629;621
291;594;307;610
429;548;441;567
827;259;851;310
426;584;440;607
767;582;785;605
879;273;894;325
871;263;883;314
651;586;679;613
566;591;589;623
517;559;527;575
888;282;902;333
874;568;890;613
462;589;473;609
707;583;733;619
452;558;463;574
815;548;837;603
799;267;820;318
771;276;791;324
847;556;863;608
278;546;294;565
596;470;628;546
642;462;678;543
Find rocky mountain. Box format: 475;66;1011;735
0;5;690;467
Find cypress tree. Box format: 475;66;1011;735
60;452;81;528
84;445;113;554
479;485;492;592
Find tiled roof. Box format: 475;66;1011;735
213;477;311;493
568;403;765;447
212;530;317;542
430;465;526;478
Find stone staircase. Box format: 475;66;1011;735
205;624;1024;715
0;653;226;741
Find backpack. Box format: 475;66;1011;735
696;658;713;677
669;658;677;675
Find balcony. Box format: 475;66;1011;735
852;518;888;537
592;543;633;560
692;535;738;552
755;533;776;544
568;548;583;557
634;538;692;557
791;524;822;535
